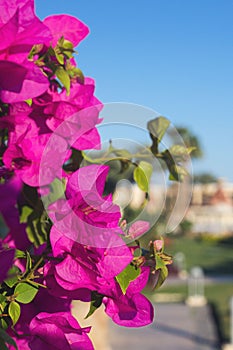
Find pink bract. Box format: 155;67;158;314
0;1;52;63
0;60;49;103
29;312;94;350
47;165;123;246
102;267;154;327
43;14;89;47
48;226;133;291
0;175;30;249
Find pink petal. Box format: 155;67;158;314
0;61;49;103
43;15;89;47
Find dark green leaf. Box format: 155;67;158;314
15;283;38;304
9;301;20;326
0;294;6;304
0;339;8;350
85;298;103;319
0;318;8;330
116;264;140;295
133;161;153;193
0;328;18;349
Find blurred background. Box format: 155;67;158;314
35;1;233;349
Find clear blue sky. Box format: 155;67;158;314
35;0;233;181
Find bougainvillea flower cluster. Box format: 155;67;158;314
0;0;174;349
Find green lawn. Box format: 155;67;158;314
143;235;233;343
166;235;233;275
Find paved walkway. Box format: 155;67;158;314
108;303;221;350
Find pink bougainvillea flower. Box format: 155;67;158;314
8;288;71;350
47;225;132;292
43;14;89;47
0;175;30;249
40;79;103;150
0;0;52;103
102;267;154;327
2;110;70;186
43;261;92;302
0;60;49;103
0;248;15;283
29;312;94;350
47;165;122;246
65;164;121;228
46;223;153;328
0;0;52;63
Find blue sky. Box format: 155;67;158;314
35;0;233;181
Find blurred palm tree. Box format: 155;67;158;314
175;127;203;159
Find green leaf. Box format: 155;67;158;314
112;149;131;159
161;149;189;181
148;116;170;142
25;217;47;248
62;40;74;51
116;264;140;295
0;294;7;312
62;41;74;59
58;37;74;59
15;283;38;304
147;116;170;154
0;294;6;304
155;254;166;270
0;328;18;349
0;339;8;350
168;165;189;182
154;253;171;290
85;298;103;319
25;99;32;106
54;50;64;65
45;178;66;205
20;206;33;224
55;67;70;94
133;161;153;193
169;145;195;162
68;67;84;84
4;266;20;288
26;251;32;273
15;250;26;259
0;318;8;330
9;301;21;326
154;265;168;290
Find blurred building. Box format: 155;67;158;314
115;178;233;235
186;180;233;234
